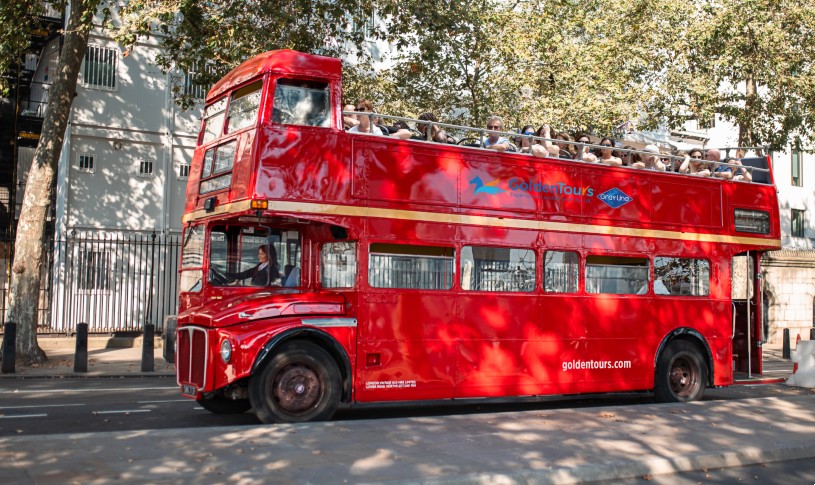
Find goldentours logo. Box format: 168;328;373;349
597;188;633;208
469;176;506;195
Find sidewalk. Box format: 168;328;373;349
1;336;174;378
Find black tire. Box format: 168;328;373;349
196;396;252;414
249;341;341;424
654;340;707;403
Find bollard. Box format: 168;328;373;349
782;328;791;359
74;323;88;373
1;322;16;374
811;327;815;341
141;323;154;372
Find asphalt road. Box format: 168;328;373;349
0;376;812;437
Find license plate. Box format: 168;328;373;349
181;384;198;397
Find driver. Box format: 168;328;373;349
228;245;280;286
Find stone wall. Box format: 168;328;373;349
762;250;815;343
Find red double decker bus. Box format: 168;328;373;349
175;49;780;423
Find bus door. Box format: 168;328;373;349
732;252;763;376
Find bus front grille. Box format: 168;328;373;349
177;326;208;390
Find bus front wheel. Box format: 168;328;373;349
654;340;707;403
249;341;340;424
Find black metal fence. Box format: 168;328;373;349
1;232;181;334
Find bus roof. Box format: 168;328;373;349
207;49;342;102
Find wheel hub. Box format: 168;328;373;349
273;364;321;413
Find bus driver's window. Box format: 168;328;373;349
272;79;330;127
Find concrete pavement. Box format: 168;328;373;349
1;338;813;484
1;394;814;484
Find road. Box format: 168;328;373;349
0;376;811;436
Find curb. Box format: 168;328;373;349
415;442;815;484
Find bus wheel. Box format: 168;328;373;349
196;396;252;414
654;340;707;403
249;341;340;424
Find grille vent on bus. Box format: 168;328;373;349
176;326;208;390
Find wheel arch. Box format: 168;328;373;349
252;328;353;403
654;328;714;386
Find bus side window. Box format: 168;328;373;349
586;255;648;295
273;78;330;127
544;251;579;293
654;257;710;296
321;242;357;288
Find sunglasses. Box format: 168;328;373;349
487;125;501;130
355;106;367;111
578;139;590;143
600;144;612;147
523;131;535;136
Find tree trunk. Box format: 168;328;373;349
738;72;758;148
7;1;96;365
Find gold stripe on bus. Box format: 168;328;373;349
182;199;779;247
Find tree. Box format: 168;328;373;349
625;0;815;149
0;1;44;96
6;0;101;364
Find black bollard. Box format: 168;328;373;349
162;317;176;364
782;328;791;359
2;322;16;374
141;323;154;372
74;323;88;373
811;327;815;341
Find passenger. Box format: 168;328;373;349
530;124;561;158
620;145;638;166
483;116;512;152
416;112;454;143
679;149;711;177
706;148;733;179
516;125;536;153
347;99;383;135
635;144;666;171
724;157;753;182
554;131;575;159
342;104;359;130
574;132;598;162
228;245;281;286
597;137;623;167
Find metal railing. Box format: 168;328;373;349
0;232;182;334
343;111;772;183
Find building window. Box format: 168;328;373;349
791;209;806;238
183;61;213;100
76;153;94;173
138;159;154;177
791;150;803;187
81;45;118;90
178;163;190;179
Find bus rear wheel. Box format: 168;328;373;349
249;341;340;424
654;340;707;403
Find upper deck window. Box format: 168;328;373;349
272;79;330;127
202;98;227;144
227;80;263;133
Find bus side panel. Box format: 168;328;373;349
580;298;732;393
355;290;457;402
454;293;551;398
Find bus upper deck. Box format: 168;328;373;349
185;49;780;251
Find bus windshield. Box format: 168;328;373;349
208;225;302;288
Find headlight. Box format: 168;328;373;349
219;339;233;364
